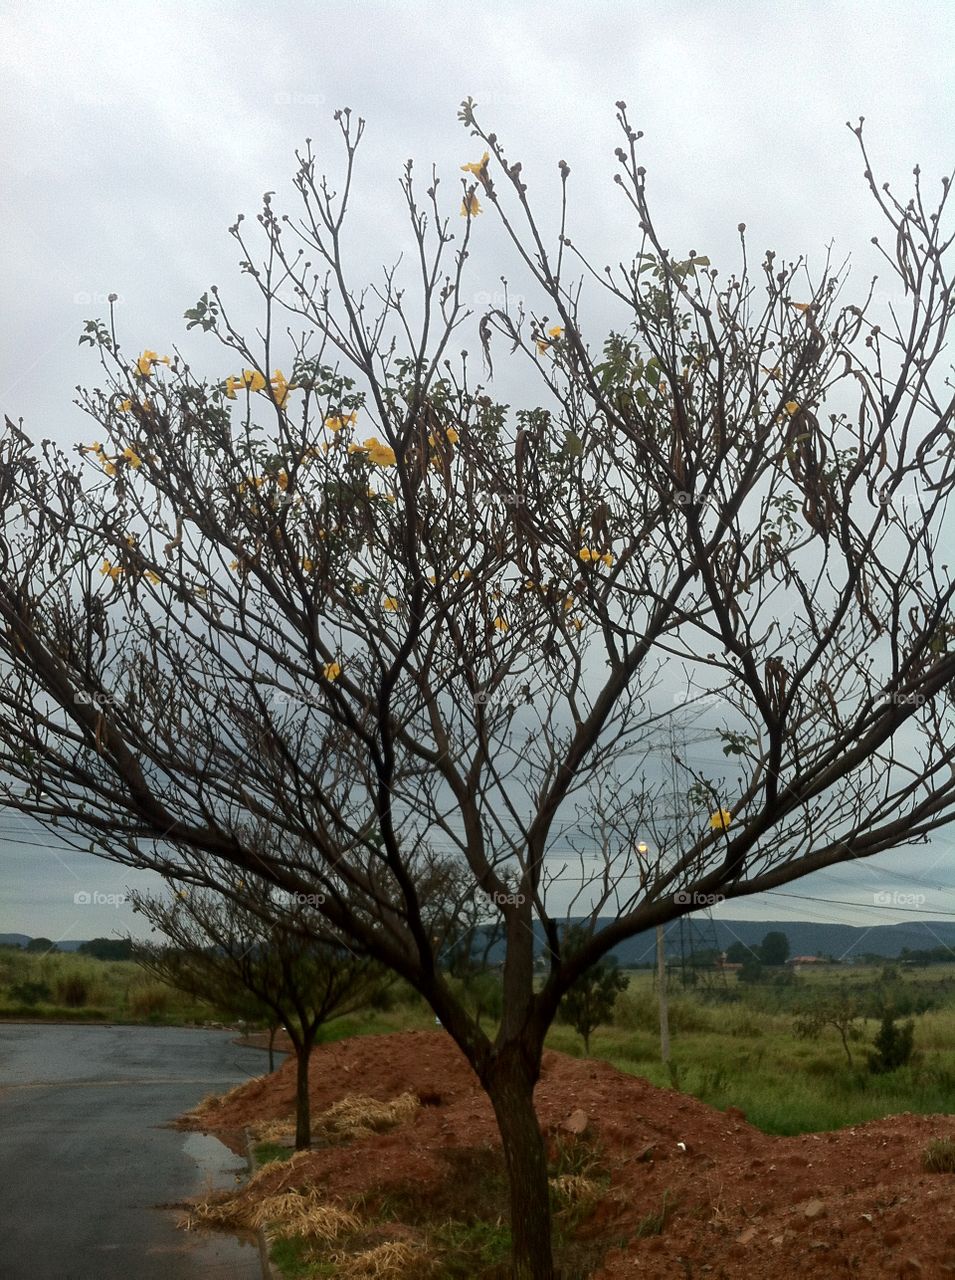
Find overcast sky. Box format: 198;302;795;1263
2;0;955;944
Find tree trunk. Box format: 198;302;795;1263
485;1047;554;1280
268;1022;277;1073
293;1041;312;1150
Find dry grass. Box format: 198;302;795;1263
183;1185;360;1239
328;1240;431;1278
182;1076;265;1122
250;1116;296;1144
314;1092;420;1140
549;1173;602;1205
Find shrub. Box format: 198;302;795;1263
923;1138;955;1173
868;1011;915;1073
128;982;171;1018
8;980;51;1005
56;975;90;1007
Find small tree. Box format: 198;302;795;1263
25;938;56;954
4;103;955;1278
794;987;865;1066
131;886;389;1148
759;931;790;966
558;925;629;1054
868;1010;915;1073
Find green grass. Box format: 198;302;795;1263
269;1235;335;1278
0;947;235;1025
253;1140;293;1166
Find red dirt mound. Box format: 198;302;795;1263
186;1030;955;1277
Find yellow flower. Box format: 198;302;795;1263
323;660;342;682
123;447;142;469
302;558;314;573
347;442;364;455
461;150;490;178
384;492;396;504
351;582;366;594
325;412;357;432
271;369;295;407
119;399;133;412
99;559;122;580
277;470;289;491
103;462;117;477
784;401;800;415
450;569;472;581
493;616;509;632
383;596;399;611
709;808;733;831
145;570;160;585
225;376;239;400
445;427;460;444
365;438;396;467
547;326;564;339
136;350;170;377
460;192;482;218
601;552;614;567
239;368;267;392
535;337;551;355
570;616;583;631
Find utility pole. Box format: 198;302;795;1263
656;923;670;1064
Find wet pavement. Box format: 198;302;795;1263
0;1023;266;1279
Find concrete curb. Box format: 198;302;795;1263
243;1127;277;1280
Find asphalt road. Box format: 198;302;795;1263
0;1024;267;1280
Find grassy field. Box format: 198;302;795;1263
0;945;229;1024
550;962;955;1134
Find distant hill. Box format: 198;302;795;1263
4;919;954;962
0;934;85;951
483;918;955;965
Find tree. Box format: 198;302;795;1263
79;937;134;961
725;941;751;964
793;986;865;1066
557;924;629;1053
758;930;790;966
1;102;955;1277
868;1009;915;1073
131;885;390;1148
24;938;56;953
